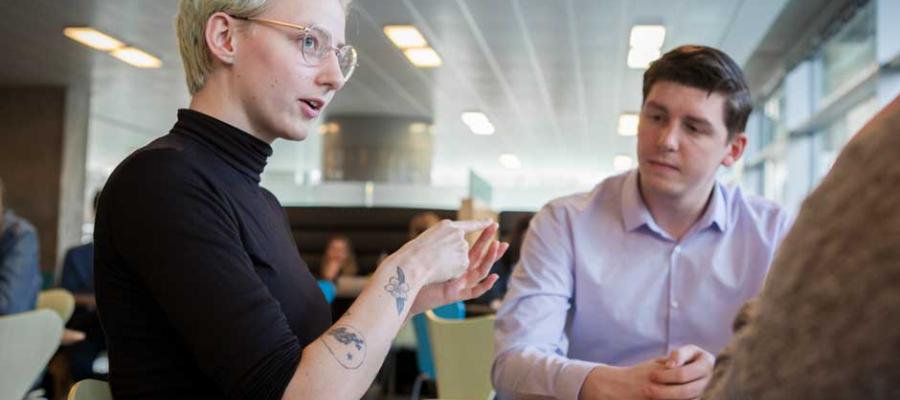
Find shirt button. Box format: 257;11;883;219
671;301;679;309
673;245;682;254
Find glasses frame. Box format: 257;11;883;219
230;15;358;81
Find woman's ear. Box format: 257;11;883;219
205;12;240;66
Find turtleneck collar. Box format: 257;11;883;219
172;109;273;183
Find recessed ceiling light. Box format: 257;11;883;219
613;155;634;172
617;113;639;136
499;153;522;169
627;47;661;69
404;47;442;68
383;25;428;49
110;47;162;68
629;25;666;50
461;112;495;135
63;27;124;51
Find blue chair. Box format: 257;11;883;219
410;302;464;400
316;280;336;304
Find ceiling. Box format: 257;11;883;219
0;0;791;194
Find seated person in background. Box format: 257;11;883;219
493;45;791;400
702;96;900;399
318;235;358;282
0;176;42;316
60;190;106;381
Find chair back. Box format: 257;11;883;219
0;309;64;400
425;309;495;400
67;379;113;400
412;302;464;379
316;280;336;304
37;288;75;323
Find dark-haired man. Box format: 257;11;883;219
492;45;791;400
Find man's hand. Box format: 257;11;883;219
408;222;508;316
647;345;715;399
579;345;714;400
579;358;666;400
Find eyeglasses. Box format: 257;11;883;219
230;15;358;82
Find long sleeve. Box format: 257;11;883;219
492;203;598;400
0;225;40;315
97;150;300;399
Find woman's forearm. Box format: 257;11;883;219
283;252;426;399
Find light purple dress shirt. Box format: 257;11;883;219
492;170;791;400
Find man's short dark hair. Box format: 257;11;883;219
642;45;752;140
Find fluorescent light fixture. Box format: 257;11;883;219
498;153;522;169
110;47;162;68
409;122;428;134
63;27;124;51
461;112;495;135
627;47;661;69
613;155;634;172
629;25;666;50
383;25;428;49
617;113;639;136
404;47;442;68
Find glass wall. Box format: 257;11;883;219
738;0;896;214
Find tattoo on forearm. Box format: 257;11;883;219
384;266;410;315
323;325;367;369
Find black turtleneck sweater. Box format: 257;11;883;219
94;109;331;399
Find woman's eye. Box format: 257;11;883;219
302;35;318;50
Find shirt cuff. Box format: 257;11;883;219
557;358;601;400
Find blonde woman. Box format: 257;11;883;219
93;0;507;398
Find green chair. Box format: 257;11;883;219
37;288;76;323
0;309;64;400
67;379;112;400
425;310;496;400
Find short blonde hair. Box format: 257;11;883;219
176;0;353;95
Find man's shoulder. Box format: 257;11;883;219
541;173;625;217
723;184;790;229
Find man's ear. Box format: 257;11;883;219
205;12;240;65
721;132;747;167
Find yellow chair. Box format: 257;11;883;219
0;309;64;400
425;310;496;400
37;288;76;323
67;379;113;400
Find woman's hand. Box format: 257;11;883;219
390;219;495;286
409;222;509;316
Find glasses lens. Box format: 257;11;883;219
338;46;358;80
301;26;331;62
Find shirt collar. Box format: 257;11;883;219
620;170;656;232
620;170;729;234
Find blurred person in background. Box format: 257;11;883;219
60;190;106;381
0;176;42;316
318;234;357;282
702;96;900;400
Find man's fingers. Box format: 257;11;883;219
665;345;705;368
650;360;710;384
645;376;709;400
